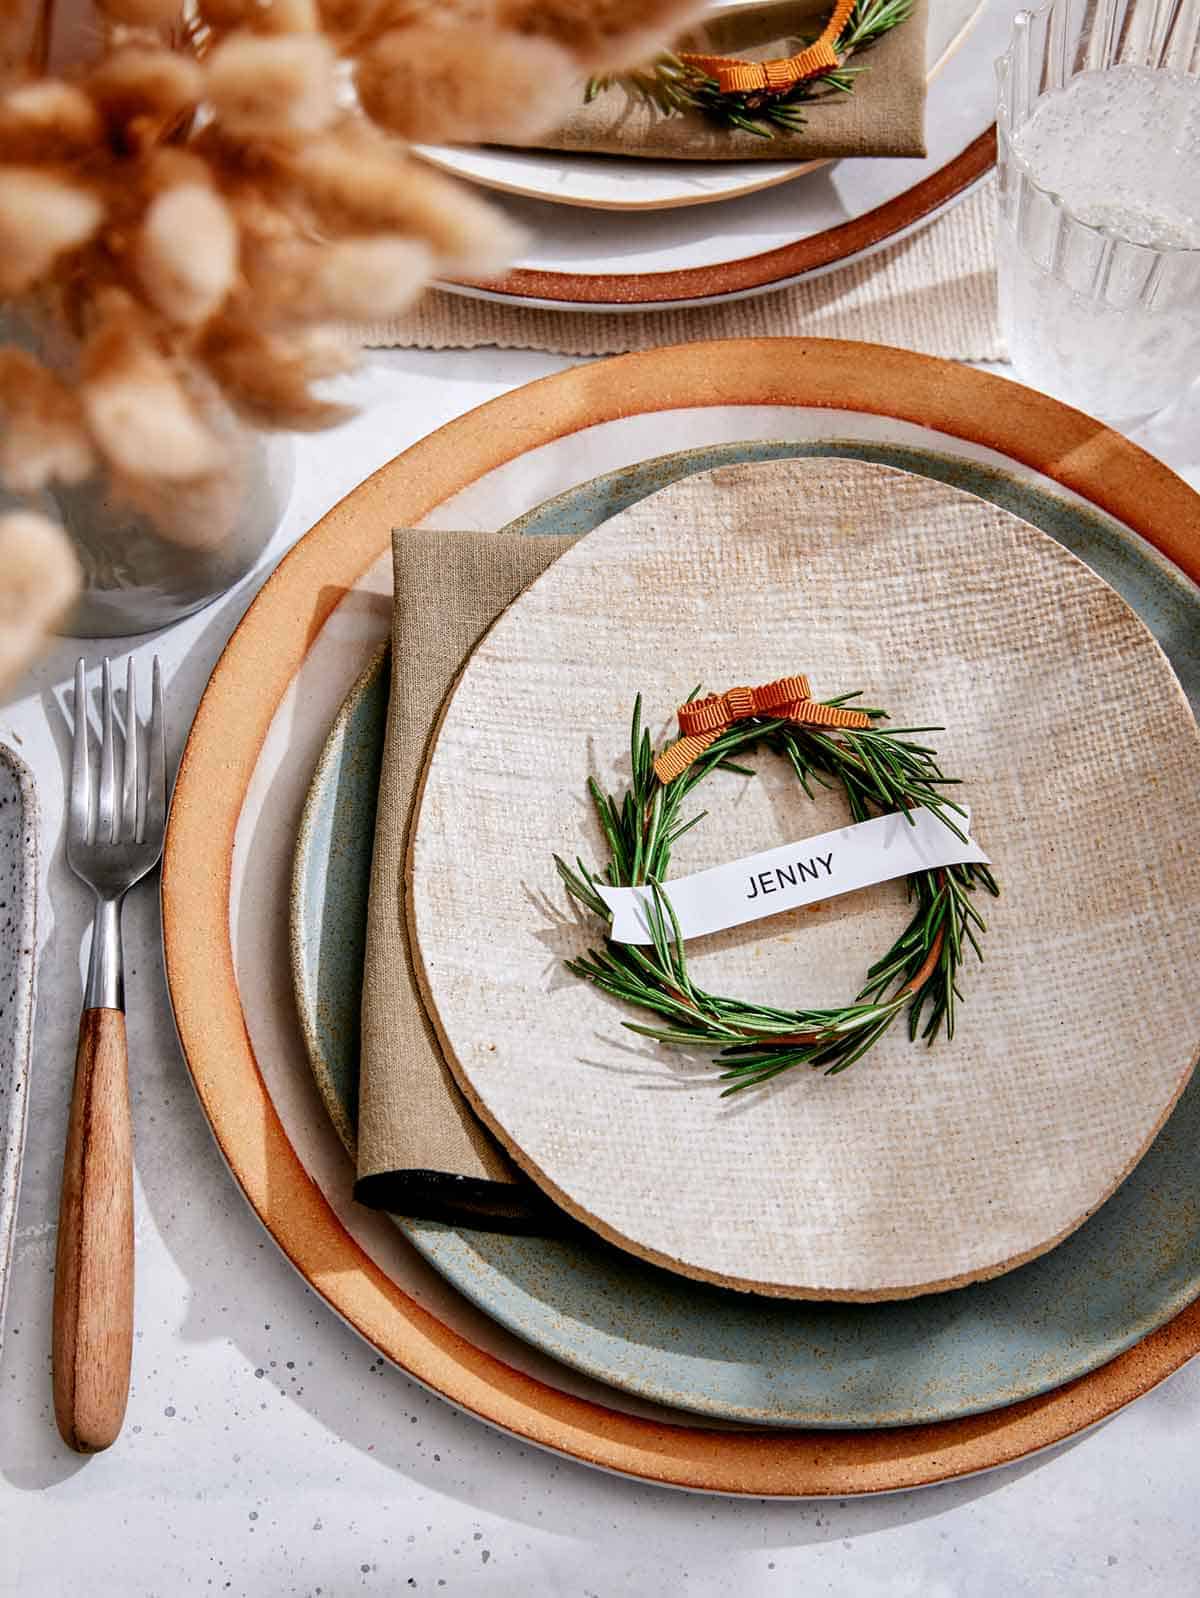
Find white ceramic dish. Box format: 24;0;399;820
431;0;1017;307
414;0;985;212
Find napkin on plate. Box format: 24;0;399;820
354;527;575;1230
529;0;929;161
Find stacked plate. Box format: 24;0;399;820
412;0;1018;311
163;340;1200;1495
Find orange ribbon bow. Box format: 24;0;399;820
653;676;871;784
678;0;858;96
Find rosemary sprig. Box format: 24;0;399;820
555;695;998;1094
584;0;915;139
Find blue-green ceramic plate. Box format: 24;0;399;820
292;440;1200;1429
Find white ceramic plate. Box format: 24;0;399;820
415;0;986;212
430;0;1019;307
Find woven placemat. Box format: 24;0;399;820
408;456;1200;1300
361;183;1000;361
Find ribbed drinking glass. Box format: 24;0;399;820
995;0;1200;422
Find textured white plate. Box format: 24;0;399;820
408;458;1200;1300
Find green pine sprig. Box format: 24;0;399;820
584;0;914;140
554;693;998;1094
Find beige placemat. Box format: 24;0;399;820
355;526;574;1228
362;181;1001;361
409;457;1200;1300
532;0;927;161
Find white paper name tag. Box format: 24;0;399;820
597;808;989;946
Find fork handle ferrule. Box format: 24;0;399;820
84;896;124;1012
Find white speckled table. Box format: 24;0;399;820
2;348;1199;1598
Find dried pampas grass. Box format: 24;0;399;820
95;0;187;28
498;0;703;70
82;318;224;480
0;83;102;159
355;25;576;144
249;234;433;323
199;318;355;429
0;170;102;295
259;0;322;34
205;32;339;139
289;134;528;275
85;47;205;127
0;0;703;685
0;511;81;692
136;183;239;325
0;350;93;493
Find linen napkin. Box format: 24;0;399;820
529;0;928;161
355;527;575;1229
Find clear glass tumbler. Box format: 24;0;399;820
995;0;1200;423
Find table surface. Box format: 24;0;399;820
2;347;1198;1598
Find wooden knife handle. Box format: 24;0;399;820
53;1007;134;1453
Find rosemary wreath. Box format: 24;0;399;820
585;0;915;139
554;689;998;1094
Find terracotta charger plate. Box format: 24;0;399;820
163;340;1200;1496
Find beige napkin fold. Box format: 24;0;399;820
530;0;928;160
355;527;575;1228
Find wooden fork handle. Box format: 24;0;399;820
53;1007;133;1453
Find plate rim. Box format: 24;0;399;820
412;144;822;215
442;130;993;308
289;643;386;1160
163;339;1200;1496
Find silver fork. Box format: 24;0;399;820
54;657;166;1454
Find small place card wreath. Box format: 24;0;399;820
586;0;914;139
555;678;999;1094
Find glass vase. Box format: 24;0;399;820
52;422;294;639
1;304;294;638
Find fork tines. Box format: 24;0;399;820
71;657;165;850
